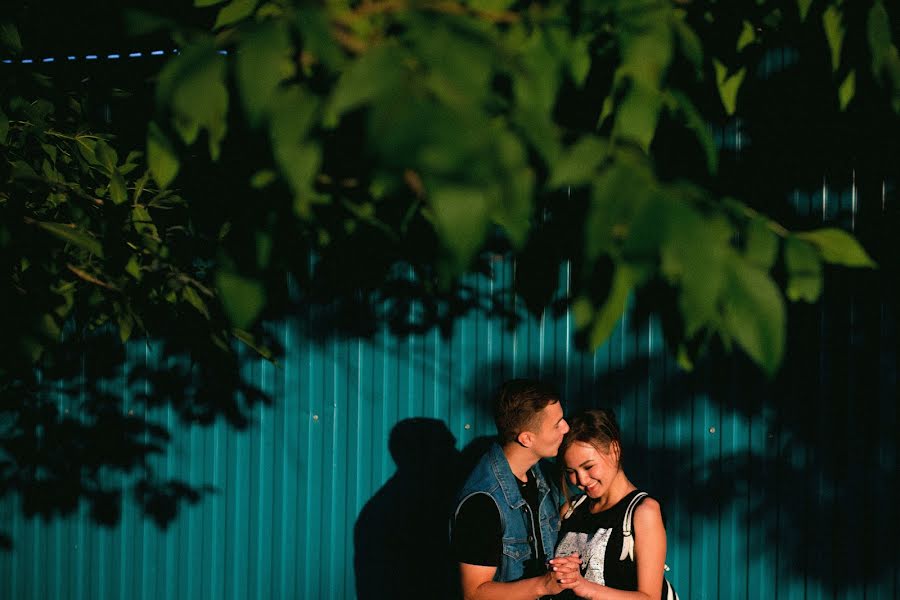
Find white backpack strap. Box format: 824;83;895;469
664;578;679;600
563;494;588;520
619;492;648;561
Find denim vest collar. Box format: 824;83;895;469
487;442;551;511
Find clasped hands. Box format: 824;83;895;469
547;553;598;599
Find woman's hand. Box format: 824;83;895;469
549;553;599;599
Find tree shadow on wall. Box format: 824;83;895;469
0;324;272;550
353;418;498;600
618;306;895;591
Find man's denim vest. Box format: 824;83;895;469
453;442;562;582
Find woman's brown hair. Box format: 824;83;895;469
557;408;622;502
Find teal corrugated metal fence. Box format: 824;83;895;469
2;224;897;599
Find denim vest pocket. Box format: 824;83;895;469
501;538;531;562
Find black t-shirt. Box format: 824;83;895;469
452;469;546;570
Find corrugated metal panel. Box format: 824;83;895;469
4;223;899;600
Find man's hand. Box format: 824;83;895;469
460;562;566;600
549;553;597;599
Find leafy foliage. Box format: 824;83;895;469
141;0;887;375
0;59;269;532
1;0;897;540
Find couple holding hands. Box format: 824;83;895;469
451;379;678;600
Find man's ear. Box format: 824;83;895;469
517;430;534;448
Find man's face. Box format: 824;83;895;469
527;401;569;459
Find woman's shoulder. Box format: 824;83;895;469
560;494;590;520
632;494;664;529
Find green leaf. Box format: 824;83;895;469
571;296;593;329
784;237;822;302
796;228;877;267
722;256;785;376
0;108;8;144
619;20;672;88
10;159;37;179
295;7;345;70
41;159;61;183
514;31;562;115
324;44;404;126
586;162;655;262
798;0;813;21
429;186;490;283
214;0;258;29
714;60;746;115
669;91;717;174
41;143;58;162
662;205;731;337
125;255;142;280
109;171;128;205
76;136;100;166
0;23;22;54
94;141;118;175
671;10;702;71
132;205;159;239
839;70;855;110
469;0;516;10
269;88;322;215
195;0;226;6
269;86;319;145
216;270;266;329
250;169;277;188
232;328;275;361
744;218;778;269
511;106;561;164
237;22;293;126
132;170;150;203
255;231;273;268
147;122;179;188
823;5;844;72
569;35;591;86
182;285;210;319
118;312;134;343
494;166;534;248
36;221;103;257
599;94;615;126
412;17;493;108
737;21;756;52
868;2;892;75
156;42;229;158
676;345;694;371
549;136;609;187
588;264;633;349
613;79;663;152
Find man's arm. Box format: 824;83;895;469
453;494;563;599
459;563;562;600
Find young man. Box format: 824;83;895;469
451;379;570;599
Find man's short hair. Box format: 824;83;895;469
492;379;560;444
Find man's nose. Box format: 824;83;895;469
560;418;570;434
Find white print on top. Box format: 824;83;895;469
555;527;613;585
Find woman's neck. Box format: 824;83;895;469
589;470;635;513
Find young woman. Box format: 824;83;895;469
548;409;678;600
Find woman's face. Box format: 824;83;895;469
562;440;620;499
